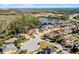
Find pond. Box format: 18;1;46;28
39;17;65;25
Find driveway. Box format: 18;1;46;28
20;35;41;51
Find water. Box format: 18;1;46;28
39;17;65;24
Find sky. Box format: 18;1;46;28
0;4;79;8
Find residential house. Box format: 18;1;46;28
58;29;65;35
64;27;72;34
48;31;59;39
41;25;49;30
27;28;39;35
41;25;53;30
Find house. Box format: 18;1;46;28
41;25;48;30
58;29;65;35
41;25;53;30
58;27;72;35
3;43;17;54
4;37;17;44
48;31;59;39
64;27;72;34
34;28;39;34
27;28;39;35
47;25;53;29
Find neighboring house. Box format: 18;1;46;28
3;43;17;54
58;27;72;35
47;25;53;29
48;31;59;39
35;28;39;34
4;37;17;44
64;27;72;34
58;29;65;35
41;25;48;30
58;27;71;34
41;25;53;30
27;28;39;35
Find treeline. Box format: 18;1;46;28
8;15;43;35
0;15;43;46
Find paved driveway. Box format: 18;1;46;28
20;35;40;51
